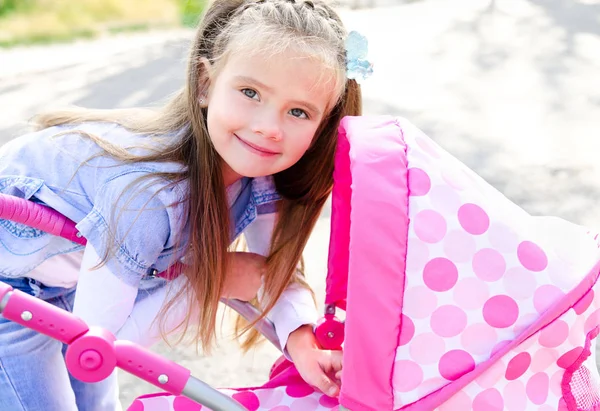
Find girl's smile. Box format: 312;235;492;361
204;49;337;185
234;133;281;157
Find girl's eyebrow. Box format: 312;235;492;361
233;75;322;116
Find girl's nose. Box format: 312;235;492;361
252;111;283;142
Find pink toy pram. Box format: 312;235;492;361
2;115;600;411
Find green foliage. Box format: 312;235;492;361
179;0;205;27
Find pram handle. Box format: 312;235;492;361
221;298;282;351
0;193;85;245
0;281;248;411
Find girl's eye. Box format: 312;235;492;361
241;88;259;100
290;108;308;119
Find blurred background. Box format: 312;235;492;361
0;0;599;408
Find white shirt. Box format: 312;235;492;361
69;211;318;353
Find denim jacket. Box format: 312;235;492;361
0;122;280;287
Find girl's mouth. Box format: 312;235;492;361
235;134;280;157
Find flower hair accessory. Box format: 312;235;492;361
345;30;373;83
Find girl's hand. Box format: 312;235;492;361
286;325;343;397
222;252;265;301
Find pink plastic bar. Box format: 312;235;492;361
0;193;184;279
1;288;89;344
0;193;86;245
65;327;118;383
115;340;191;395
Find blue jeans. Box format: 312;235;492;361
0;276;119;411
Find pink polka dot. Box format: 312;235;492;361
173;396;203;411
256;388;284;408
128;400;144;411
461;323;498;356
506;352;531;380
504;267;537;300
517;241;548;272
584;308;600;334
286;383;314;398
319;394;339;408
393;360;424;392
476;360;505;389
569;315;585;346
472;388;503;411
483;295;519;328
439;350;475;381
431;305;467;337
531;348;559;373
408;168;431;196
232;392;260;411
458;203;490;235
488;223;519;253
559;398;569;411
539;320;569;348
414;210;447;243
409;333;446;365
423;258;458;292
406;240;430;272
557;346;584;369
526;372;549;405
270;407;290;411
399;314;415;346
416;135;441;158
472;248;506;282
574;289;595;315
403;286;438;319
453;277;490;311
438;390;472;411
430;185;462;215
416;377;446;397
534;285;565;314
290;397;319;411
443;230;476;263
503;381;527;411
550;369;564;397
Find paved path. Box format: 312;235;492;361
0;0;598;408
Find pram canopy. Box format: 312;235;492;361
2;115;600;411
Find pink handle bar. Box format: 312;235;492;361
0;281;191;394
0;193;85;245
0;193;183;280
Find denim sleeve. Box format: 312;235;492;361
76;171;184;287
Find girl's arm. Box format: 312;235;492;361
73;242;188;347
243;212;319;355
72;212;319;351
72;243;139;336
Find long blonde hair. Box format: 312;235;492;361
35;0;362;352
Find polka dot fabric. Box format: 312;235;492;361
127;117;600;411
391;119;600;409
129;386;341;411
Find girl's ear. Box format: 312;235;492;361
198;57;213;107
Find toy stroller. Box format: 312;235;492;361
2;115;600;410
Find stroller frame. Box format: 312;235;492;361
0;192;340;411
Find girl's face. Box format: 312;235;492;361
204;49;337;186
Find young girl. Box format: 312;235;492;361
0;0;362;409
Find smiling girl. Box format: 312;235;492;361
0;0;362;410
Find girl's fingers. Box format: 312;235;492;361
329;350;343;372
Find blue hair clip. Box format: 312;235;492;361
345;30;373;83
